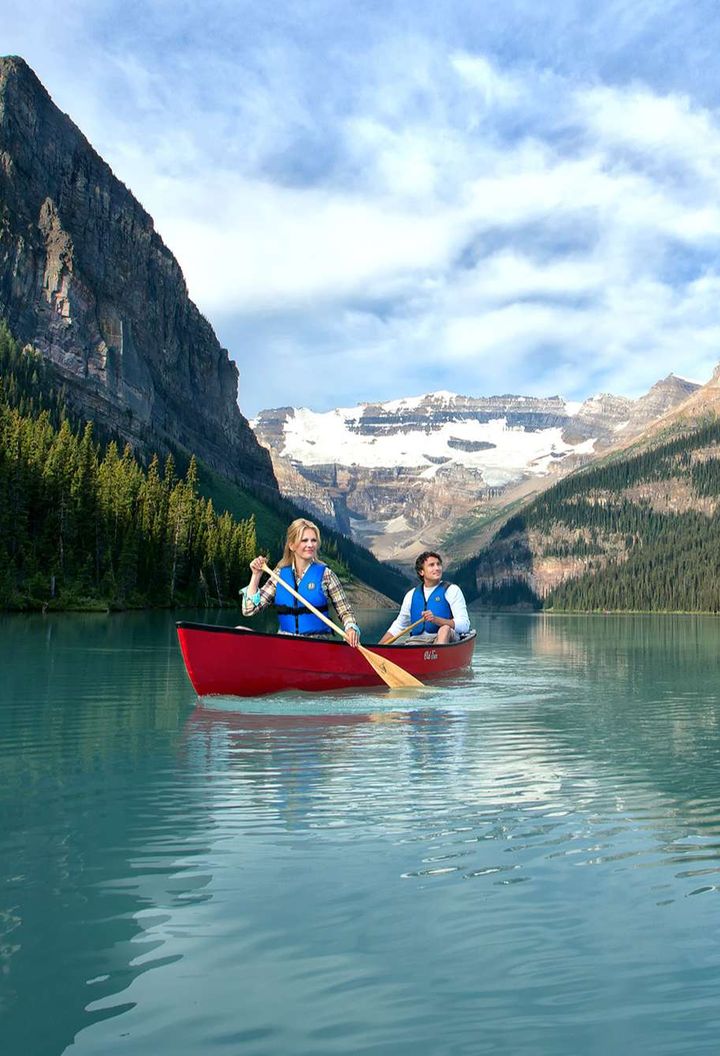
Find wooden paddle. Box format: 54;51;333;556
384;616;426;645
261;563;424;689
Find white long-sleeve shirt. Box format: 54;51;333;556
385;582;471;639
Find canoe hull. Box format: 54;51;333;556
176;622;476;697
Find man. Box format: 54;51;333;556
379;551;470;645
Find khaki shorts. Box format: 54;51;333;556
402;630;459;645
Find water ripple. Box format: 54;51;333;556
4;612;720;1054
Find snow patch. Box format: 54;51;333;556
279;407;596;484
380;394;428;413
384;514;412;533
573;438;597;454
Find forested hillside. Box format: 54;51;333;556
0;322;257;609
455;417;720;612
0;322;409;609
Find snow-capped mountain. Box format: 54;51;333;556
262;394;595;482
252;376;699;568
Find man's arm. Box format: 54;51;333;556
445;584;470;635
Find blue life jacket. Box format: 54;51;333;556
409;582;453;635
275;563;330;635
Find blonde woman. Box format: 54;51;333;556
241;518;361;647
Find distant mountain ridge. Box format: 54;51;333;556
253;375;700;567
451;364;720;612
0;56;274;491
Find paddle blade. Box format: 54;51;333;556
358;645;424;689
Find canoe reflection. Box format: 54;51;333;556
181;705;458;830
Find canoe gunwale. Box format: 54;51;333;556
176;620;476;651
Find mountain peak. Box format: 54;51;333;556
647;372;700;393
0;56;275;490
0;55;56;114
0;55;33;77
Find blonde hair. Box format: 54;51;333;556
279;518;322;567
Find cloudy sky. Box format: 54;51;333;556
6;0;720;414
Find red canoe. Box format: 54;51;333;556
176;622;476;697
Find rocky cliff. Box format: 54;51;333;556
0;56;275;489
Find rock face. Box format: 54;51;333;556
463;367;720;607
253;379;700;568
566;375;700;444
0;56;275;490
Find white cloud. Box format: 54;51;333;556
147;174;464;312
458;252;606;300
5;0;720;413
576;84;720;181
450;52;525;109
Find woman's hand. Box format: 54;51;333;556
346;627;360;648
249;555;266;575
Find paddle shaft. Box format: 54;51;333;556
261;563;349;639
260;563;424;689
384;616;426;645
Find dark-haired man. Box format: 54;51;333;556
379;550;470;645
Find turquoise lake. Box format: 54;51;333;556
2;610;720;1055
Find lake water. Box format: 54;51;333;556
2;610;720;1055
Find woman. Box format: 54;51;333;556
240;518;361;647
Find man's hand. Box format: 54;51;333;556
422;610;453;628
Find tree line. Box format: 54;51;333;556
0;323;257;609
456;416;720;612
547;510;720;611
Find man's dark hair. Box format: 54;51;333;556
415;550;443;579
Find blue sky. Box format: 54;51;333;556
6;0;720;414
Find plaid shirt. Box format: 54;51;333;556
241;564;358;631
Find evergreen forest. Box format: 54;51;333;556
0;322;257;609
455;417;720;612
